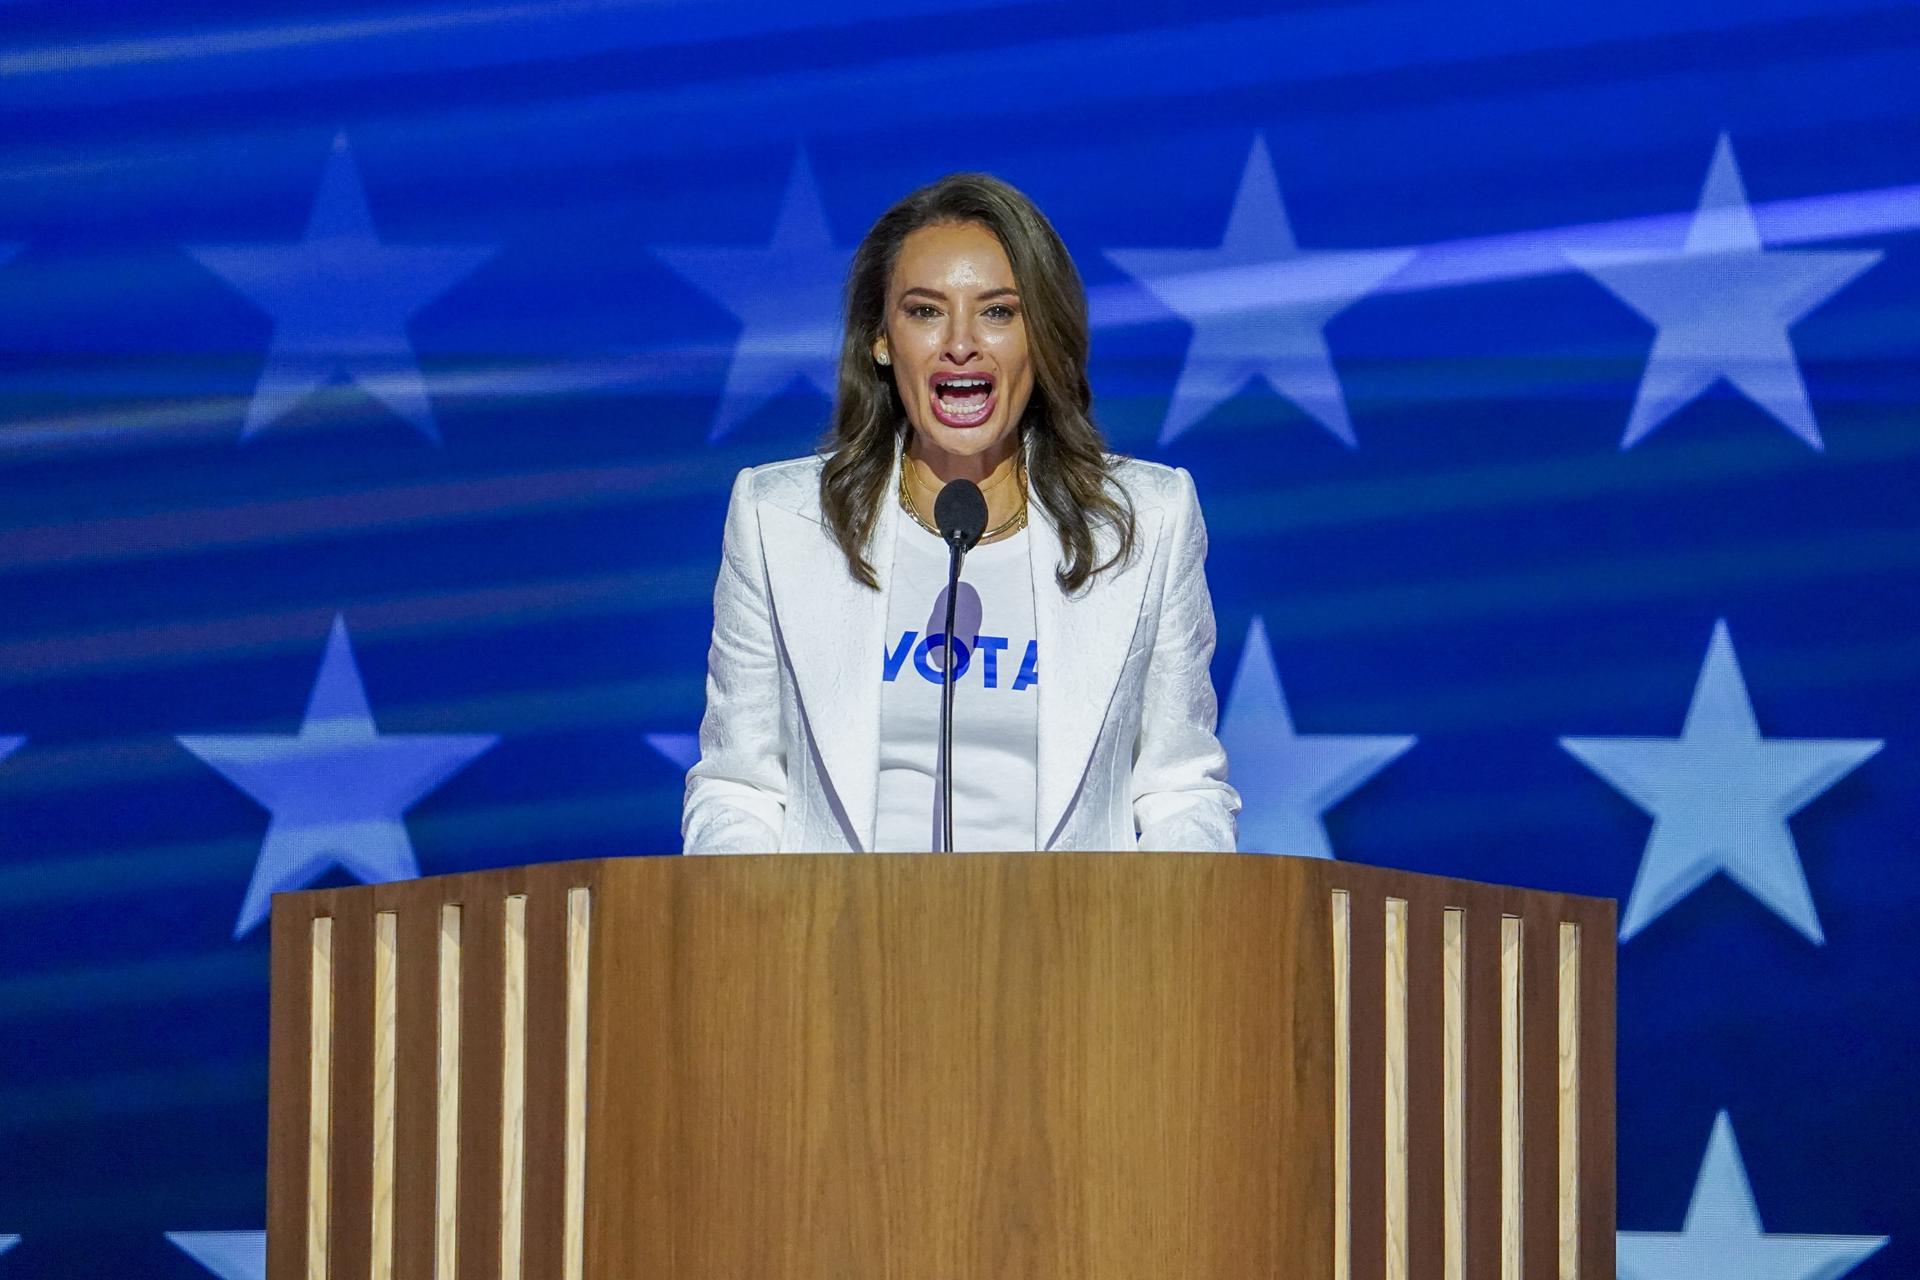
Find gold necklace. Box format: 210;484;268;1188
897;454;1029;542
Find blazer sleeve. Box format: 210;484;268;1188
1130;467;1241;852
682;468;787;854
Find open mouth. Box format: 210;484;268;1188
929;373;997;428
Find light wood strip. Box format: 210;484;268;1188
563;887;592;1280
1383;898;1409;1280
1500;916;1524;1280
1332;890;1352;1280
371;912;398;1280
1558;922;1581;1280
1442;909;1467;1280
500;894;529;1280
308;916;335;1280
435;904;462;1280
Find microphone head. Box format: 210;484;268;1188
933;479;990;552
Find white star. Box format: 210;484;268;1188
166;1230;264;1280
1569;134;1881;450
1561;620;1880;944
1219;617;1416;858
177;615;498;938
652;150;848;441
189;133;495;441
1104;135;1414;448
645;731;699;772
1618;1112;1887;1280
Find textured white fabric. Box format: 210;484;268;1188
875;522;1039;852
681;450;1239;854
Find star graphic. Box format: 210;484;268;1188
166;1230;264;1280
188;132;495;442
653;150;849;441
177;615;498;938
1104;135;1414;448
1218;617;1416;858
0;737;21;765
1561;620;1880;944
0;1235;15;1257
645;731;699;771
1618;1112;1887;1280
1568;134;1881;450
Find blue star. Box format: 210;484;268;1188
1561;621;1880;944
0;1235;16;1258
177;615;498;938
0;737;21;766
646;731;699;772
166;1231;263;1280
1618;1112;1887;1280
189;133;495;442
653;151;848;441
1104;135;1414;448
1219;617;1416;858
1569;135;1881;450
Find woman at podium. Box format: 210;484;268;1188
683;173;1239;854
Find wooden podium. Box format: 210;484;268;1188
267;854;1613;1279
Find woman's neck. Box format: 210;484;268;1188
902;436;1025;537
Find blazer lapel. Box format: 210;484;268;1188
1030;492;1164;848
757;456;901;850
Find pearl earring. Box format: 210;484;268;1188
876;351;891;365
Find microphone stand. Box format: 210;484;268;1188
940;535;964;855
932;477;987;855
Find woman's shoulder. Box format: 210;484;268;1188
1103;453;1195;513
735;452;828;517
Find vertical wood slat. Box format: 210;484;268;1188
1349;886;1387;1280
1499;916;1523;1280
268;900;316;1280
499;894;530;1280
1524;908;1562;1280
328;903;375;1280
1332;891;1353;1280
391;893;440;1280
1441;909;1467;1280
371;912;398;1280
456;886;506;1280
1465;907;1503;1280
1403;892;1445;1280
521;886;570;1277
1383;899;1410;1280
435;904;463;1280
1579;905;1617;1280
1558;922;1581;1280
562;888;592;1280
306;915;334;1280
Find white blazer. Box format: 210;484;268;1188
682;450;1239;854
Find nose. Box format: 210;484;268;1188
941;314;981;366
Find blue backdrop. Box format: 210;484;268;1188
1;1;1915;1275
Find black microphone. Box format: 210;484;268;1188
933;479;988;854
934;479;988;553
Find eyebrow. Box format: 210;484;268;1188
898;286;1021;303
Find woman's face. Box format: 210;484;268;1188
875;220;1035;472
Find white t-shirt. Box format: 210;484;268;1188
874;519;1040;852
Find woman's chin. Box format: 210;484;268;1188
913;419;1015;463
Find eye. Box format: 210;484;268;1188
984;303;1019;321
904;303;941;320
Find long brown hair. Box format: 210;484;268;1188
819;173;1135;592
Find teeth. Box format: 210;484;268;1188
940;378;990;391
